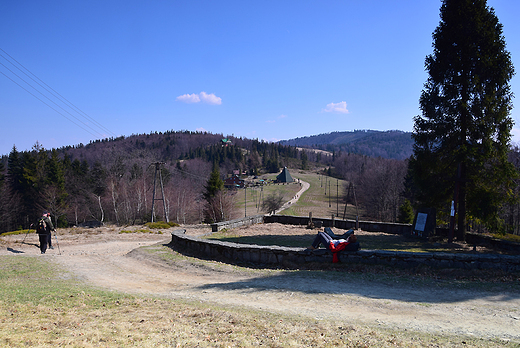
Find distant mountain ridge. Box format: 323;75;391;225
278;130;413;160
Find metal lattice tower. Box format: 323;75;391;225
151;162;169;223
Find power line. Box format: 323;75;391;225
0;61;105;138
171;166;208;181
0;49;116;137
0;48;117;139
0;71;100;138
0;49;116;138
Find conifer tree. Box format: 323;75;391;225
410;0;516;239
0;160;4;190
203;164;224;201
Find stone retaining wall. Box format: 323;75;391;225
170;229;520;272
209;213;408;235
264;214;411;235
211;215;264;232
267;215;520;253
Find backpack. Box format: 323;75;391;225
37;218;47;234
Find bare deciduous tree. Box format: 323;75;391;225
204;190;235;223
261;192;285;215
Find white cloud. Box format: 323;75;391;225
322;101;349;114
266;114;287;124
176;91;222;105
176;93;200;103
199;91;222;105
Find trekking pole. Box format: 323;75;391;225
53;230;61;255
22;224;34;244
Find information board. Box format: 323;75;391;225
411;208;436;239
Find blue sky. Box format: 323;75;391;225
1;0;519;156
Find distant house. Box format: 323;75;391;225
221;138;233;146
276;167;294;183
224;175;244;188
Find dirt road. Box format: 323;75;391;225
275;179;310;214
2;227;519;342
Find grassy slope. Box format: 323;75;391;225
1;254;514;347
281;170;361;219
233;169;363;220
232;173;302;217
1;172;517;346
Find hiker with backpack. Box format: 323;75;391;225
37;211;55;254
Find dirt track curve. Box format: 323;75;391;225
2;227;520;342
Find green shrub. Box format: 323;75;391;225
119;227;165;234
1;229;33;236
145;221;171;229
492;233;520;243
398;199;414;224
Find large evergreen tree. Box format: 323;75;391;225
410;0;516;239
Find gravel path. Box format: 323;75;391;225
275;179;310;214
2;226;520;342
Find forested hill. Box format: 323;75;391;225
278;130;413;160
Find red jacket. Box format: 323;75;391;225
328;241;351;263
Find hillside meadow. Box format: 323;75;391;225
1;252;516;347
232;170;363;220
2;170;519;347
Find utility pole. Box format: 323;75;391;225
353;183;359;230
328;180;331;208
151;162;169;223
258;186;263;213
336;179;339;216
325;176;327;195
343;182;360;229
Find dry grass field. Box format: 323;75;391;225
233;169;362;220
1;170;519;347
1;231;518;347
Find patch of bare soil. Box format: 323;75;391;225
1;224;520;342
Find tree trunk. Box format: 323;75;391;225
456;69;469;241
457;163;467;241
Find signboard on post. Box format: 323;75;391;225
411;208;436;239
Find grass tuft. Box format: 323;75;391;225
493;233;520;243
0;229;34;236
145;221;179;229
